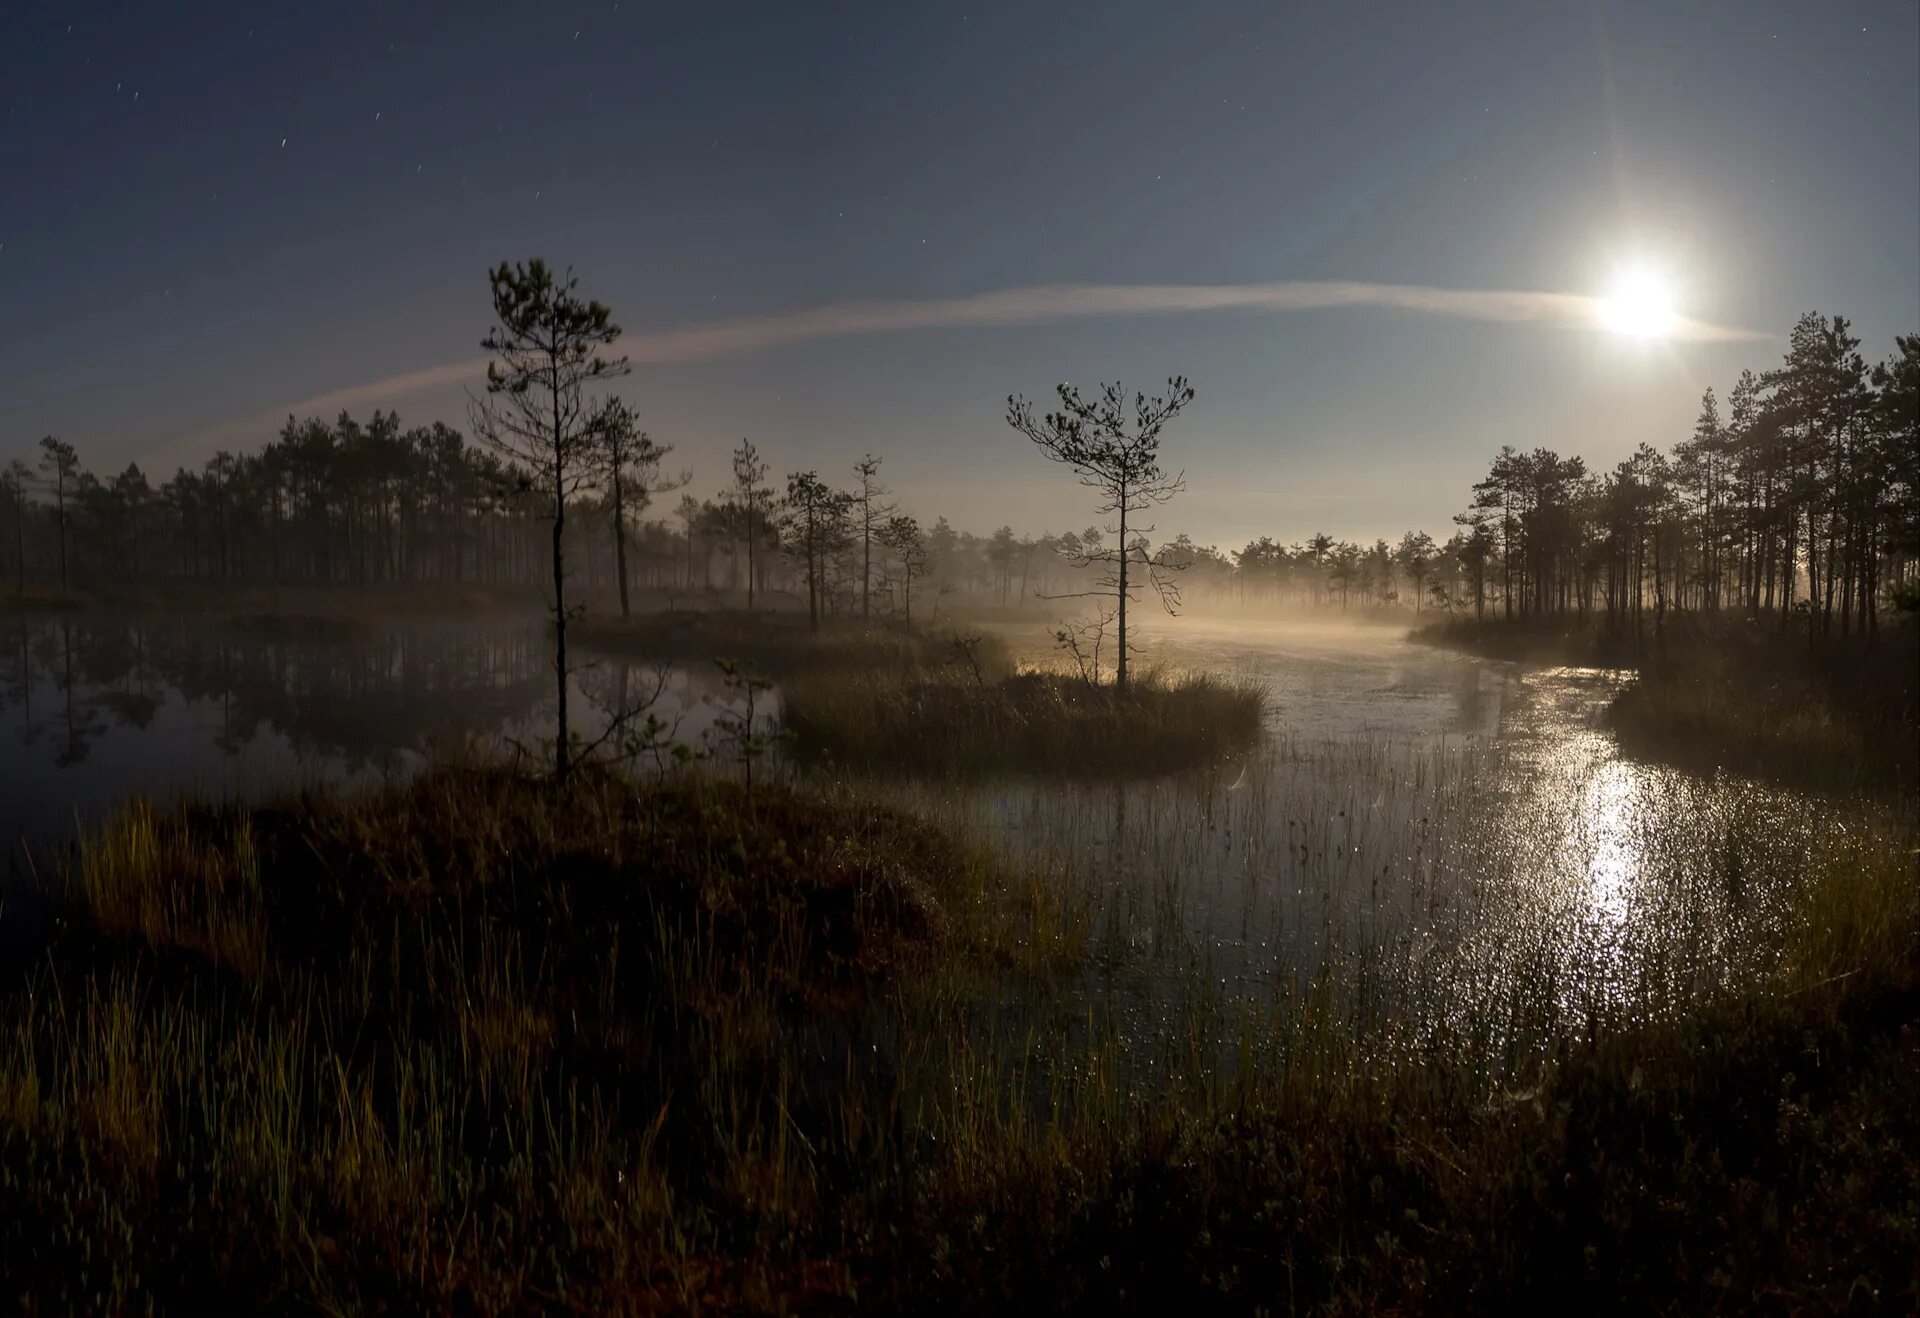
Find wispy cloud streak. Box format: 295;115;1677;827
180;280;1763;453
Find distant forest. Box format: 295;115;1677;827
4;312;1915;632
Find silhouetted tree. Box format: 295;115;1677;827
1007;376;1195;689
673;493;703;590
852;453;892;620
782;470;851;631
591;399;684;617
37;437;79;591
1396;531;1436;611
470;259;628;780
877;513;929;622
728;440;770;608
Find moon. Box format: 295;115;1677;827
1597;267;1677;340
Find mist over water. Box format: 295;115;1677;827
6;606;1874;1074
879;613;1878;1084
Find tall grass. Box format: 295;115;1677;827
1;737;1913;1309
784;666;1267;776
0;771;1026;1308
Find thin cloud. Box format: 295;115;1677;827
179;279;1763;455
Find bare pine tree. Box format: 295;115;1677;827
592;398;687;618
728;440;769;608
470;259;628;780
1006;377;1195;689
851;453;893;621
876;513;928;622
37;436;79;592
674;493;703;590
782;470;851;631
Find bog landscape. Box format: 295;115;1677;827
2;4;1916;1313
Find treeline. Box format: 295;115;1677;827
1230;314;1920;634
2;416;547;591
0;413;1148;620
1444;315;1919;635
7;312;1913;632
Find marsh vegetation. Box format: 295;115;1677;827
1;603;1914;1311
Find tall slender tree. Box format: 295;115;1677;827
782;470;850;631
37;436;79;592
877;513;929;622
728;440;769;608
674;493;703;590
591;399;683;617
470;259;628;780
851;453;892;620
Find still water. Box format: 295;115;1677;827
2;611;1511;848
0;608;1882;1054
0;612;737;853
901;612;1891;1069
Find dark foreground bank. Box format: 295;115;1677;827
0;764;1913;1312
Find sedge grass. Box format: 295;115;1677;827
783;665;1267;777
0;734;1912;1310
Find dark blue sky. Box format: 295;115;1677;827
4;0;1915;543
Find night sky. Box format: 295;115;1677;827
4;0;1915;544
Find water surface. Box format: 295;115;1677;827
0;607;1885;1070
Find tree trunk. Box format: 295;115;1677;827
745;495;756;609
612;466;631;618
806;511;820;632
55;482;68;592
1116;491;1129;691
551;376;571;782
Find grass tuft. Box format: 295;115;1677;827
784;666;1268;776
